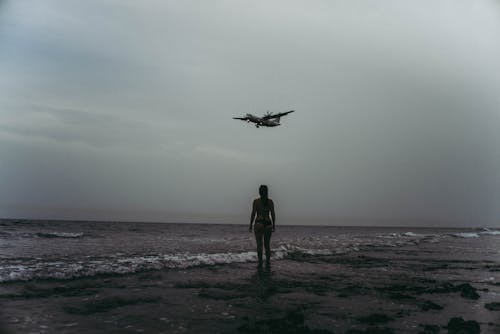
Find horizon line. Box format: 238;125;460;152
0;217;495;229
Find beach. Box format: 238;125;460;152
1;221;500;333
3;1;500;333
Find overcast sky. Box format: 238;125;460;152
1;0;500;226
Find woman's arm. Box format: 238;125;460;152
249;200;257;232
270;200;276;231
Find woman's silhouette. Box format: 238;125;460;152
249;185;275;267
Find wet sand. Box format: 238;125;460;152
1;242;500;334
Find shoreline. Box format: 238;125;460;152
1;244;500;333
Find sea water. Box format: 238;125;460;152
0;219;499;283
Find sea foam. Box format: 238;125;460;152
36;232;84;238
450;232;479;238
0;232;443;283
479;228;500;236
1;226;496;283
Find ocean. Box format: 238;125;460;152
1;219;500;333
1;219;498;283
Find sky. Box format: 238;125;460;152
1;0;500;226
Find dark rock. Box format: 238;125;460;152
421;300;444;311
388;292;415;300
456;284;480;300
484;302;500;311
446;317;480;334
426;282;455;294
424;283;479;300
62;296;161;315
418;324;441;334
238;309;334;334
356;313;394;325
345;327;394;334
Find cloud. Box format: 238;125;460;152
0;104;176;150
1;1;500;225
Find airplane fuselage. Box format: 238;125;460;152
245;113;280;127
233;110;293;128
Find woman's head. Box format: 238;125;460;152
259;185;268;204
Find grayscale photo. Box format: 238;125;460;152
1;1;500;333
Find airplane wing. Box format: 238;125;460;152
233;116;249;121
261;110;294;120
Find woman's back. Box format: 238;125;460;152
254;198;273;223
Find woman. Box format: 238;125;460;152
249;185;276;267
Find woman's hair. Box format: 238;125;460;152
259;184;269;205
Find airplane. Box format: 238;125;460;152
233;110;295;128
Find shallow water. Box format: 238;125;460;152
0;219;498;282
2;220;500;333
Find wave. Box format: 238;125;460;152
376;231;442;245
0;232;443;283
450;232;479;238
0;231;11;238
35;232;84;238
2;229;497;283
0;251;259;283
478;228;500;236
448;228;500;238
1;246;345;283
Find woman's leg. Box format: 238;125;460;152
263;226;272;264
254;223;264;265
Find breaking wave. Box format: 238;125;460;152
0;232;442;283
35;232;84;238
478;228;500;236
450;232;479;238
0;251;259;283
449;228;500;238
0;231;85;239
